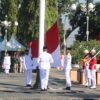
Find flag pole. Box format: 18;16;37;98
39;0;45;55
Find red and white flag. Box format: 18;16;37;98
45;21;61;67
29;39;39;69
29;21;61;68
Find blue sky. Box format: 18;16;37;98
79;0;100;3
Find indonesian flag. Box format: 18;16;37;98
29;39;39;69
45;21;61;67
29;21;61;68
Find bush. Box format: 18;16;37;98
71;40;100;64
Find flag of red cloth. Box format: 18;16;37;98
29;39;39;57
45;21;59;53
29;21;61;67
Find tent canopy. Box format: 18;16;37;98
0;34;26;51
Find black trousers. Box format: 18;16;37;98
33;67;40;88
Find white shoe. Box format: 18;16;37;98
84;82;88;86
90;86;96;89
57;67;60;70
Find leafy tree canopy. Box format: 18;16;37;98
70;2;100;41
18;0;58;45
71;40;100;64
0;0;18;40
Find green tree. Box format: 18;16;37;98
18;0;58;45
18;0;39;43
0;0;6;21
70;2;100;41
45;0;58;31
58;0;78;47
58;0;78;13
92;2;100;40
71;40;100;64
0;0;18;40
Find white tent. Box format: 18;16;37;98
0;34;25;51
0;39;12;51
9;34;26;51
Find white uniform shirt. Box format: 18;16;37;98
61;54;64;66
64;53;72;70
37;51;53;69
20;56;24;63
3;56;11;68
23;54;33;70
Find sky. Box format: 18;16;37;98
79;0;100;3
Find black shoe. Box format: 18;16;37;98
47;86;49;89
66;87;71;90
30;86;37;89
26;84;32;87
41;89;44;91
44;89;47;91
32;84;40;89
30;85;39;89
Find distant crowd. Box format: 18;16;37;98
0;47;98;90
2;51;25;74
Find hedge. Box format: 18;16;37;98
71;40;100;64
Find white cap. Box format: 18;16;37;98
84;49;89;54
91;49;96;53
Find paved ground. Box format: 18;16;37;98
0;68;100;100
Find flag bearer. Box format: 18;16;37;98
64;48;72;90
37;46;53;91
89;49;97;89
23;49;33;87
82;49;91;86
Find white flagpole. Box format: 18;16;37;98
39;0;45;55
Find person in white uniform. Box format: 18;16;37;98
82;49;91;87
57;51;64;70
64;48;72;90
23;50;33;87
37;46;53;91
19;53;24;73
3;53;11;74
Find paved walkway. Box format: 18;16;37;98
0;68;100;100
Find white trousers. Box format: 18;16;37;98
89;70;96;86
5;69;10;74
20;62;24;73
64;69;71;87
84;69;88;82
25;69;32;85
40;69;49;89
4;65;10;74
84;69;91;82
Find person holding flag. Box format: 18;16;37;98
64;48;72;90
30;21;61;89
37;46;53;91
82;49;91;87
23;49;33;87
89;49;97;89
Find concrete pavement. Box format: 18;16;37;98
0;68;100;100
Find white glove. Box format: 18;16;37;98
85;62;89;66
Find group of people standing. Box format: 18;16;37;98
2;46;98;91
2;52;25;74
24;46;72;91
24;46;98;92
23;46;53;91
81;49;97;89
